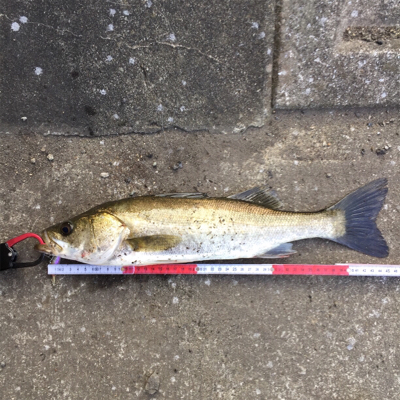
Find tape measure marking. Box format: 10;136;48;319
272;264;349;276
49;265;123;275
344;264;400;277
48;263;400;277
124;264;198;274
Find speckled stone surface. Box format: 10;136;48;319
275;0;400;109
0;0;274;135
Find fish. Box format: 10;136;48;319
35;178;389;265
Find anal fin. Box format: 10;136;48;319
127;235;181;252
255;243;296;259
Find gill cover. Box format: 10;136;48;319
42;211;130;264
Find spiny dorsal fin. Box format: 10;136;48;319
228;185;283;210
156;192;208;199
127;235;181;252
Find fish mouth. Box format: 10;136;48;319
34;231;63;255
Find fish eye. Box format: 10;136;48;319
60;221;74;236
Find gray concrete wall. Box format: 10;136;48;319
276;0;400;108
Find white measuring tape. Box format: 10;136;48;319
48;263;400;276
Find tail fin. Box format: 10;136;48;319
329;178;389;258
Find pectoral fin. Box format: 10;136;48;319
126;235;181;252
255;243;296;259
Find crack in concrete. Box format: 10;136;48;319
0;124;209;138
29;22;83;38
125;41;223;65
271;0;283;110
0;13;82;38
99;35;224;65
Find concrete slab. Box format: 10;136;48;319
275;0;400;109
0;0;274;135
1;108;400;398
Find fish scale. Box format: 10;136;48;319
107;200;334;265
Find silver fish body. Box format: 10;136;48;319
36;179;389;265
104;197;345;265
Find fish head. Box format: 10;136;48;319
35;211;130;264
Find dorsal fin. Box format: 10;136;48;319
156;192;208;199
228;186;283;210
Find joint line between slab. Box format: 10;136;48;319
271;0;283;109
